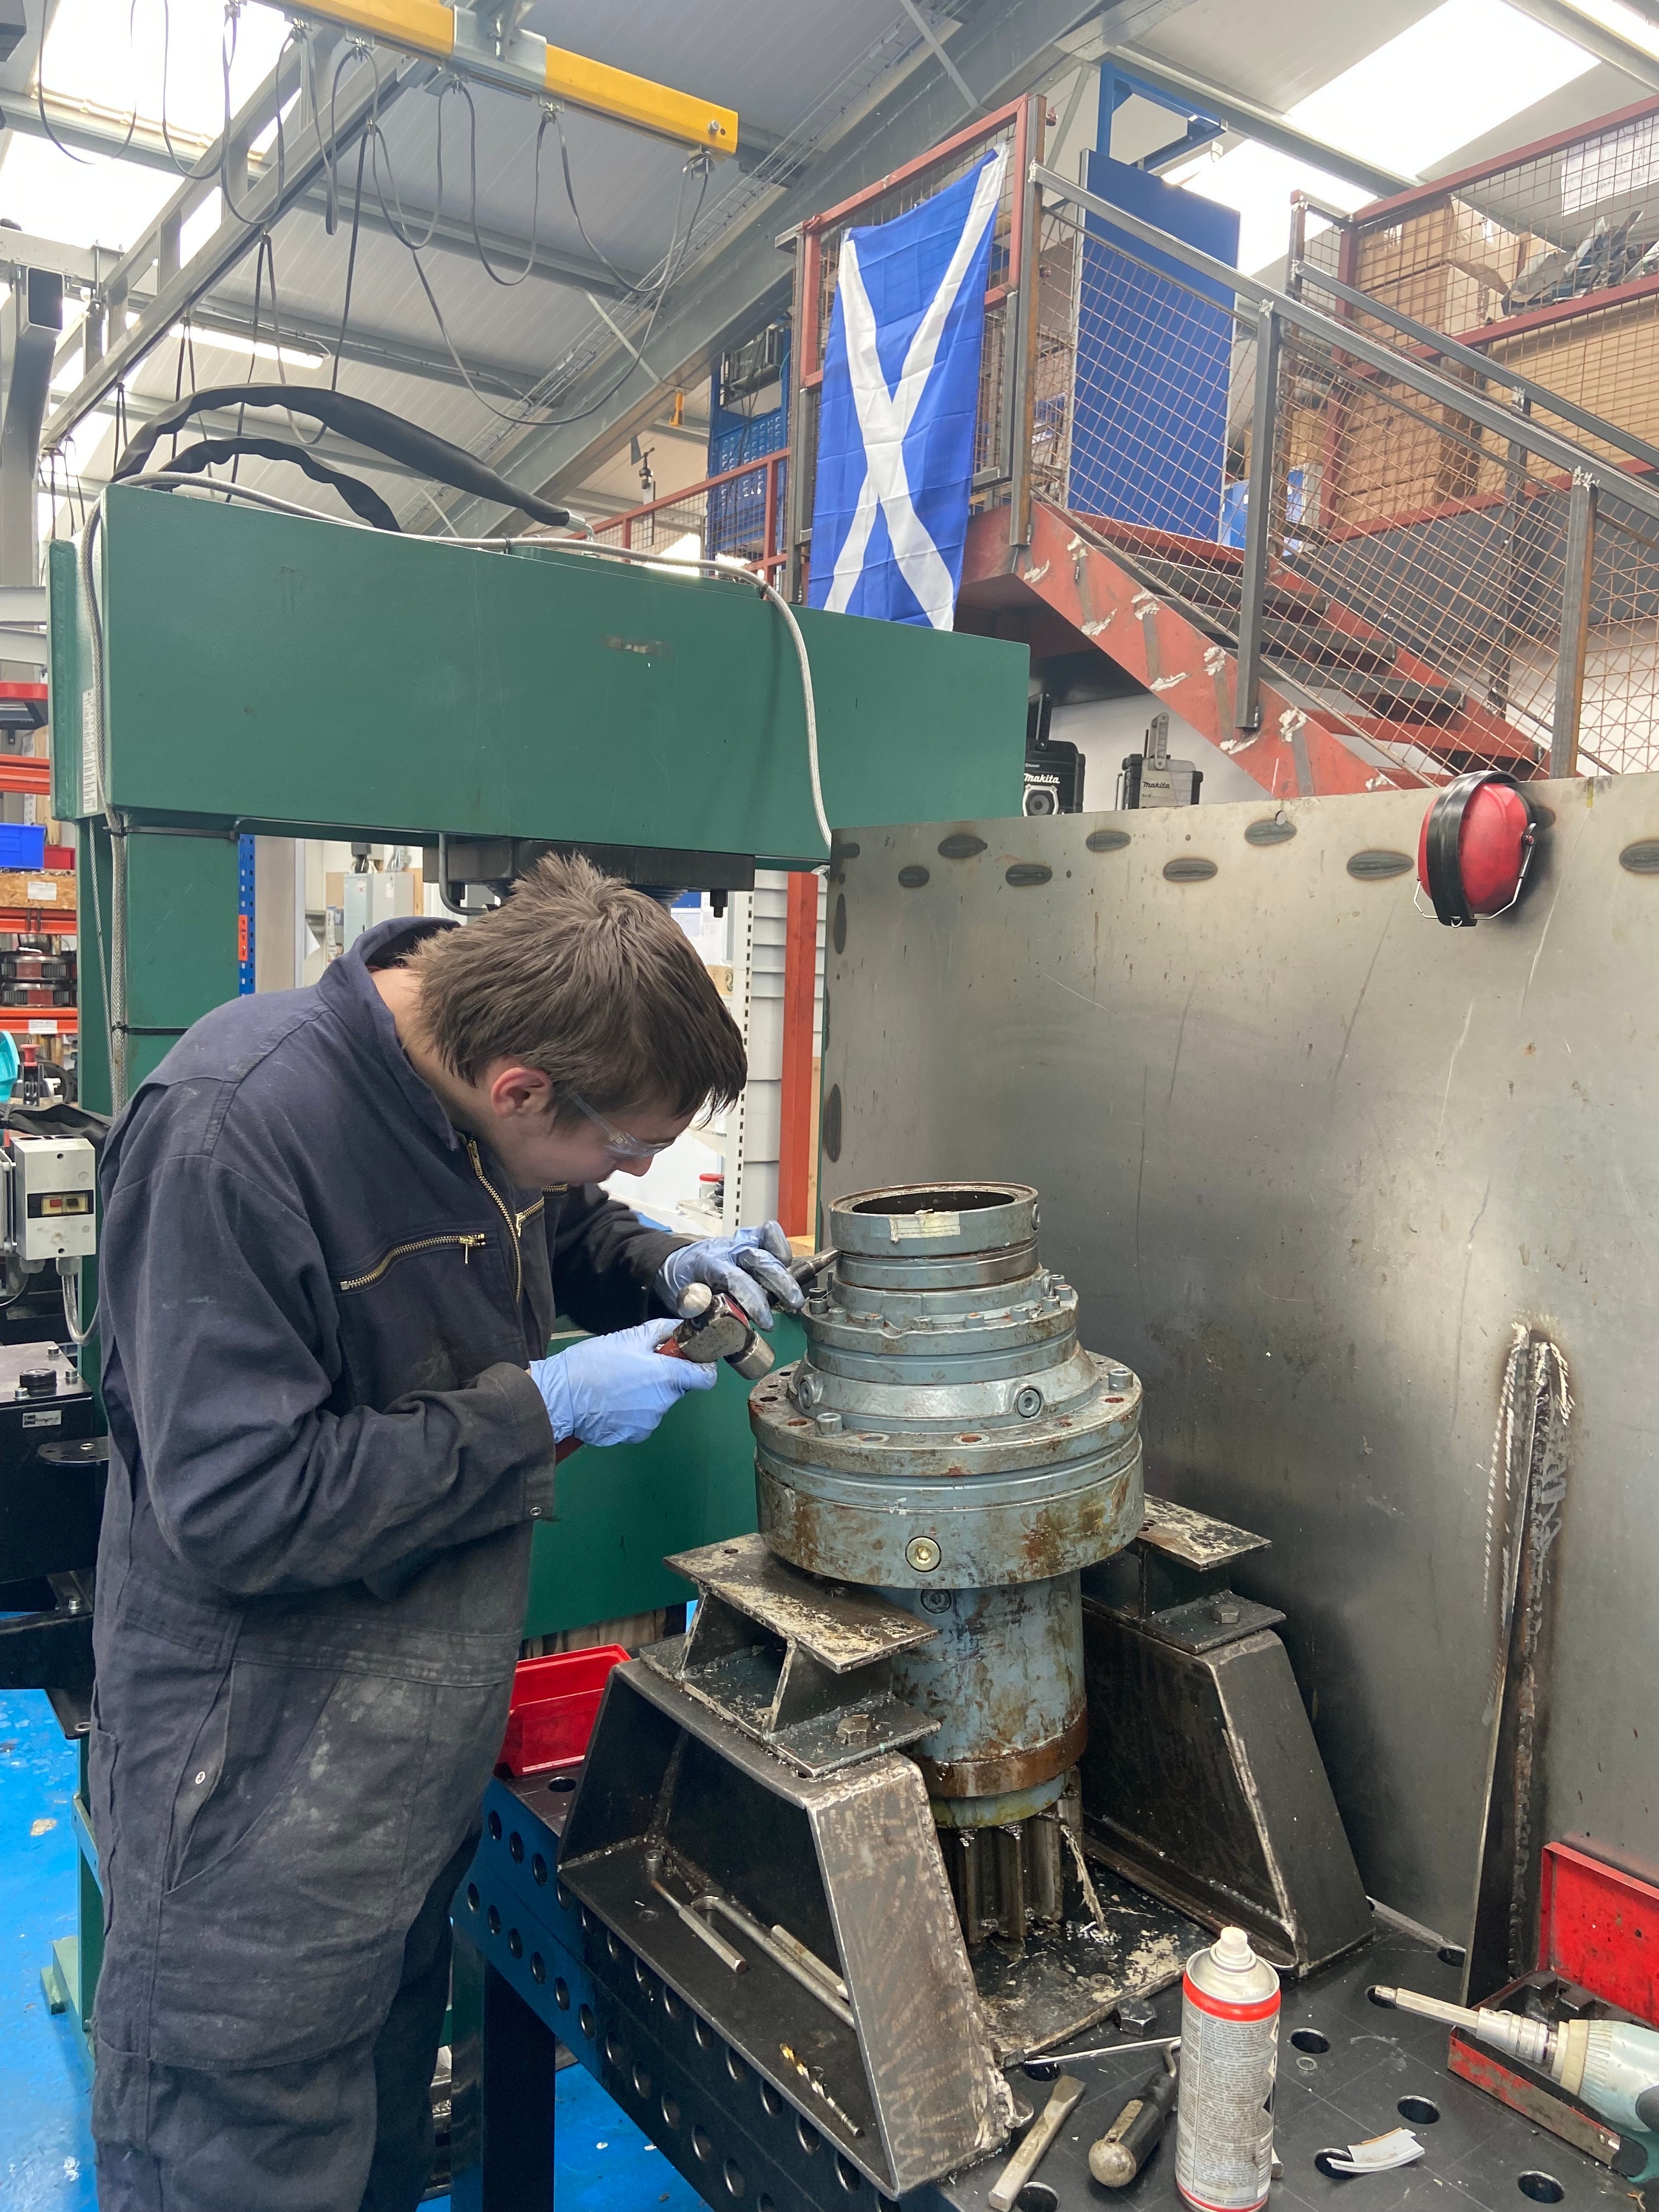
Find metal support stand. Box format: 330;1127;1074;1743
1234;300;1282;733
1551;471;1597;777
449;1926;558;2212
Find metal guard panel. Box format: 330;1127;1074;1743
69;486;1025;848
818;782;1659;1938
561;1660;1012;2193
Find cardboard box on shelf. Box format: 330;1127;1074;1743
1355;197;1525;294
1357;264;1506;343
0;870;75;912
1330;383;1482;527
1488;290;1659;460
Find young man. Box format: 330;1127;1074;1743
88;855;804;2212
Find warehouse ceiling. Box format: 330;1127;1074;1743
8;0;1659;546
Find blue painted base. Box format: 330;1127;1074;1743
0;1690;702;2212
554;2061;705;2212
0;1690;97;2211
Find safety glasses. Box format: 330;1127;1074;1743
566;1088;680;1160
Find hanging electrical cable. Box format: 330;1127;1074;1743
219;3;296;232
456;81;550;287
332;127;370;393
552;104;658;304
373;119;712;435
366;57;456;253
35;0;142;165
156;0;201;176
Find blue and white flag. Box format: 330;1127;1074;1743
809;148;1007;630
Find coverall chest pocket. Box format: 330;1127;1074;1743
331;1222;505;1399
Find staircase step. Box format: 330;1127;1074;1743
1348;678;1466;724
1262;623;1401;678
1136;560;1329;627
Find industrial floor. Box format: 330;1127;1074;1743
0;1689;701;2212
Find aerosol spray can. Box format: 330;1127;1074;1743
1175;1926;1280;2212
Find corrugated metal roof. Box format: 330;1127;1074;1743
1135;0;1448;114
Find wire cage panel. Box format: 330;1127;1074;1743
786;97;1042;600
1300;97;1659;486
1068;155;1240;541
1034;182;1659;784
589;452;788;584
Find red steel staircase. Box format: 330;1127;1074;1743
960;498;1543;800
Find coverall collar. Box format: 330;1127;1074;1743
317;915;464;1152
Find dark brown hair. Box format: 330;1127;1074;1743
415;854;746;1120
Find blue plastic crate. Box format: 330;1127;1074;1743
0;825;44;870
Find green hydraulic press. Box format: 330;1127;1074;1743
40;480;1026;2050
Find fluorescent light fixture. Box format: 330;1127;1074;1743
1551;0;1659;60
170;323;329;371
1293;0;1596;177
1169;0;1598;270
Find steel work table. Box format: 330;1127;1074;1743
447;1764;1647;2212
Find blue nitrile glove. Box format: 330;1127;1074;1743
530;1318;716;1448
655;1221;805;1329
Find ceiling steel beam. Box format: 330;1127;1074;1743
432;0;1187;536
8;92;647;302
283;0;737;156
11;226;547;399
1;91;212;173
172;302;544;400
313;185;647;296
1108;47;1419;198
41;37;313;394
0;0;58;100
1496;0;1659;92
42;51;424;449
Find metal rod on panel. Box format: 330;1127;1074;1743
1007;92;1043;551
1551;471;1597;778
776;870;819;1240
1234;300;1282;735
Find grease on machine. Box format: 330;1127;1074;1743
555;1183;1372;2199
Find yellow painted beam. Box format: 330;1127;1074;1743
283;0;738;155
297;0;455;62
544;42;736;156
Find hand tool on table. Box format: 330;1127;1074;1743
1024;2035;1180;2080
1090;2045;1181;2187
552;1248;839;1462
1371;1987;1659;2136
988;2072;1087;2211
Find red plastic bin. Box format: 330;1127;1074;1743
496;1644;628;1776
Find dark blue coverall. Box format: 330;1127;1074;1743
87;916;687;2211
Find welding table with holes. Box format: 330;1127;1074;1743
447;1768;1638;2212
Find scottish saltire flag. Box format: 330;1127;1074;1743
809;148;1007;629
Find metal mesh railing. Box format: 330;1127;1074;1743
1300;99;1659;472
809;116;1019;373
1036;182;1659;780
788;96;1041;596
587;453;787;580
